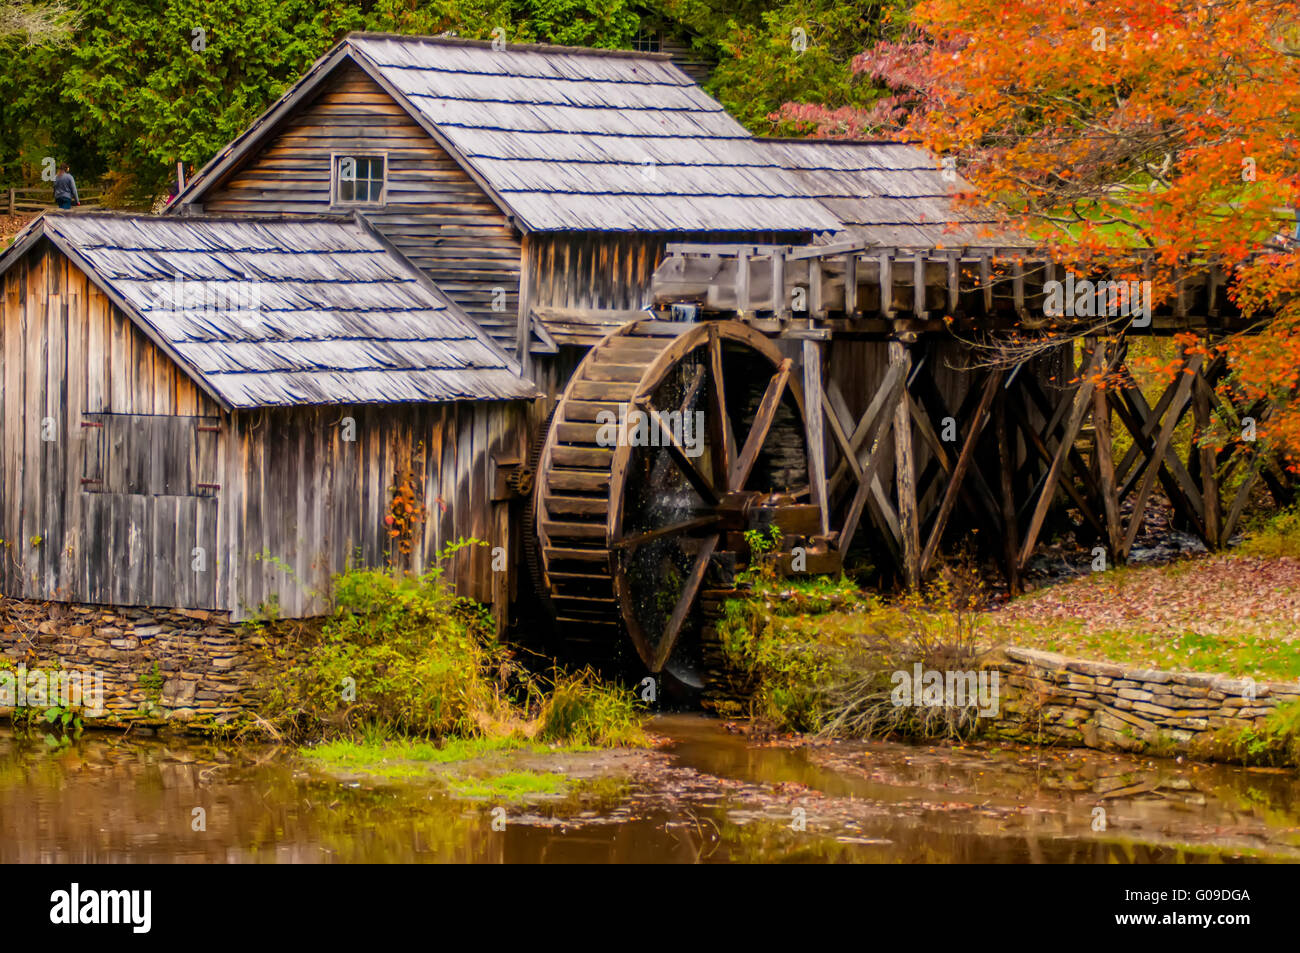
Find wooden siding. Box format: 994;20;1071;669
0;242;529;619
220;400;527;620
527;233;663;313
200;64;524;352
527;230;807;314
0;243;224;608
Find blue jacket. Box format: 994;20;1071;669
53;172;79;204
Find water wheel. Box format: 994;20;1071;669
534;319;812;676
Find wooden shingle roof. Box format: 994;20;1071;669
177;34;842;235
0;212;536;408
345;35;840;233
754;139;1010;247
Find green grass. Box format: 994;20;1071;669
989;618;1300;682
535;669;648;747
301;736;588;798
444;771;571;800
302;736;539;774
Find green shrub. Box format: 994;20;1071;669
257;563;512;741
256;544;647;749
536;669;646;747
1191;701;1300;767
1239;505;1300;558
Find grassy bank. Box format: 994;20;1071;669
251;556;647;777
986;508;1300;681
710;510;1300;764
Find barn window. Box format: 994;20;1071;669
80;414;220;497
632;29;661;53
333;154;386;205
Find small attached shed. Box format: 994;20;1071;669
0;211;536;620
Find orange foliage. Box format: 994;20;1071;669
870;0;1300;461
386;474;427;558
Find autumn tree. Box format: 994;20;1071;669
782;0;1300;461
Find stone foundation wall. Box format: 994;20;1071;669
991;646;1300;752
0;598;263;729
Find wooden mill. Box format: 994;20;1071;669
0;34;1287;685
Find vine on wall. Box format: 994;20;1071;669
386;473;428;561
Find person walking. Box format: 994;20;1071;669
53;164;79;210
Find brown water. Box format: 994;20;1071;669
1;714;1297;863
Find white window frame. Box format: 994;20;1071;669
330;152;388;207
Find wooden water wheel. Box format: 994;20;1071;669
534;319;812;676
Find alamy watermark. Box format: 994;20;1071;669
0;664;105;716
596;403;705;458
149;274;263;327
891;663;1000;718
1044;273;1152;327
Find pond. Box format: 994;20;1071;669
1;715;1297;863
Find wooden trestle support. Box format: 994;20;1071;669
653;242;1294;593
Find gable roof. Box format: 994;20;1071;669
0;212;536;409
754;139;1011;247
177;33;842;235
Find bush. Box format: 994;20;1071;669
256;547;647;749
717;566;998;741
257;564;514;741
816;573;995;742
1238;505;1300;558
717;583;866;732
535;668;646;747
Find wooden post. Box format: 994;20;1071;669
737;250;751;312
7;188;13;215
771;250;786;318
994;384;1021;594
802;339;829;537
1194;369;1222;547
1018;345;1105;566
515;235;534;379
1090;338;1122;558
809;257;823;318
913;253;927;318
843;253;857;315
879;252;894;318
889;337;920;587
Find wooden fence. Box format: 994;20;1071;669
5;186;103;214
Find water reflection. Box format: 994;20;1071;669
0;716;1296;863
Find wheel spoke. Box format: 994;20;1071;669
729;358;792;491
651;533;719;672
639;402;720;505
611;515;722;550
677;365;705;415
707;326;734;491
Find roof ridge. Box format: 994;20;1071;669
345;31;676;62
